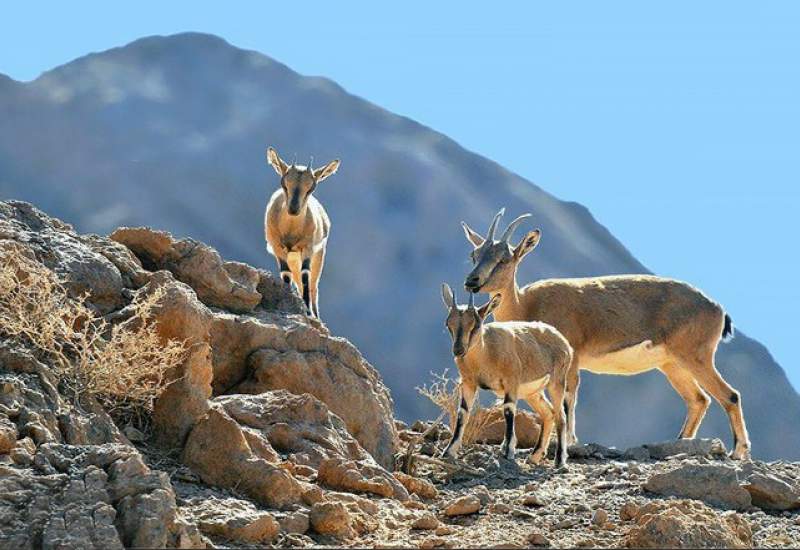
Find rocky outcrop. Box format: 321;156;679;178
623;500;752;548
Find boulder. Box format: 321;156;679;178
233;339;398;469
319;457;408;500
623;500;752;548
443;495;481;516
473;409;541;448
310;501;354;539
739;462;800;511
644;464;752;510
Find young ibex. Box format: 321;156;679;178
265;147;340;317
460;209;750;459
440;283;574;468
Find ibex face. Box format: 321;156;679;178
462;209;541;294
266;147;340;216
441;283;501;357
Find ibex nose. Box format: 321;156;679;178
453;345;465;357
464;275;480;291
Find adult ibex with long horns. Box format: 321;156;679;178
460;209;750;459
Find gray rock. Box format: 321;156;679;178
622;446;651;461
644;464;752;510
645;438;727;460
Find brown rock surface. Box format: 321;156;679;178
185;497;280;543
623;500;752;548
474;409;541;448
182;403;303;509
310;501;354;539
395;471;439;500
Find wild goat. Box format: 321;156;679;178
440;283;574;468
264;147;340;317
460;209;751;459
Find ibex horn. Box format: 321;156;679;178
501;214;533;243
486;208;505;242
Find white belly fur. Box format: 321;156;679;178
580;340;671;375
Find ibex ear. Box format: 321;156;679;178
478;294;502;320
514;229;541;260
461;222;485;248
266;147;289;177
313;159;340;182
441;283;455;310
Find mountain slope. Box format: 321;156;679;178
0;32;797;459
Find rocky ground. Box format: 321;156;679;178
1;200;799;549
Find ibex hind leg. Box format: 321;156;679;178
660;361;711;439
524;392;554;465
564;364;580;445
684;354;750;459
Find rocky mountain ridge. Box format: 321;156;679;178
0;201;798;548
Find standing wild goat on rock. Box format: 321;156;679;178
264;146;340;317
460;209;751;459
440;283;574;468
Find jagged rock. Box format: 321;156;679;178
235;341;398;469
645;438;727;460
182;404;303;509
319;457;409;500
0;201;129;313
211;391;406;500
0;443;196;549
152;342;213;449
186;497;280;543
310;501;354;539
111;227;262;313
739;462;800;511
644;464;752;510
623;500;752;548
473;409;541;448
394;472;439;500
443;495;481;516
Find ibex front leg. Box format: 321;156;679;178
300;257;313;316
441;383;477;459
277;257;298;294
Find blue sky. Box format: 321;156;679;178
1;2;798;388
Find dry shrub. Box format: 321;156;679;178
0;246;186;428
416;369;499;445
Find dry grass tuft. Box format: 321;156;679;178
0;246;186;429
416;369;499;445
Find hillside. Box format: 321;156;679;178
1;201;798;549
0;32;798;459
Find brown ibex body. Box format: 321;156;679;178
441;284;574;467
264;147;340;317
461;210;750;459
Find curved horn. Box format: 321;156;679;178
501;213;533;243
292;153;297;167
308;155;314;171
486;208;505;242
468;291;474;308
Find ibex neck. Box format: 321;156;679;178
492;273;523;322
